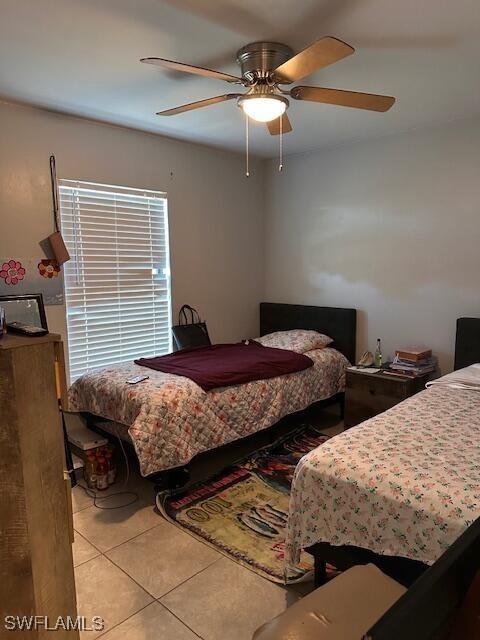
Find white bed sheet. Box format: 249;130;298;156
286;385;480;567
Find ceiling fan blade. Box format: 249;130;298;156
141;57;242;84
291;86;395;112
266;113;293;136
157;93;241;116
273;36;354;84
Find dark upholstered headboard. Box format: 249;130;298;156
260;302;357;364
454;317;480;370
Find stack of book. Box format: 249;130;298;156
389;346;435;378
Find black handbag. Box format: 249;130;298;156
172;305;211;350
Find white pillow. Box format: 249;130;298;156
256;329;333;354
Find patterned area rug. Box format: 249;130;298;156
156;424;332;584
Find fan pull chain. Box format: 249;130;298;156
279;115;283;172
245;113;250;177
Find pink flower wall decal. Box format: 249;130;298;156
0;259;26;285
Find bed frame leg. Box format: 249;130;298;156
339;393;345;420
314;558;327;588
154;467;191;492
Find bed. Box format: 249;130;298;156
68;303;356;477
285;317;480;586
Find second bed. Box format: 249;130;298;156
69;303;356;477
285;317;480;582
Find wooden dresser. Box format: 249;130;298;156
0;333;78;638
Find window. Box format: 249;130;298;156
59;180;171;381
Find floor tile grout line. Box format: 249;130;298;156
81;542;292;603
156;556;223;600
73;553;101;570
75;499;308;593
73;493;154;517
161;601;208;639
94;600;154;639
74;498;161;553
78;495;226;557
76;561;205;640
74;529;105;555
104;544;222;601
72;502;94;515
75;554;155;638
76;557;205;640
99;552;158;600
74;515;223;600
155;601;204;639
72;420;336;636
97;519;164;554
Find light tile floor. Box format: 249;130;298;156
73;413;343;639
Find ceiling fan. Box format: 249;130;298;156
141;37;396;135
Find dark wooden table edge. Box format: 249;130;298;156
308;541;428;588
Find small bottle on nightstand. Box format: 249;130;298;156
375;338;383;367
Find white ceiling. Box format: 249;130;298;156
1;0;480;157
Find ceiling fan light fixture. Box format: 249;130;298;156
238;94;288;123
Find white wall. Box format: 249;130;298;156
0;101;265;362
2;101;479;376
264;117;480;372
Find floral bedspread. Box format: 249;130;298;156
69;347;348;476
285;386;480;567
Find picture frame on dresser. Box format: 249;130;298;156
0;293;48;330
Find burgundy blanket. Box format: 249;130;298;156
134;341;314;391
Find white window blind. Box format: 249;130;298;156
59;180;171;381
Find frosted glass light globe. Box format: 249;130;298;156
241;97;287;122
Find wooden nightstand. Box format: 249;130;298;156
344;368;431;428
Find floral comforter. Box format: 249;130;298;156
69;347;348;476
285;385;480;567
